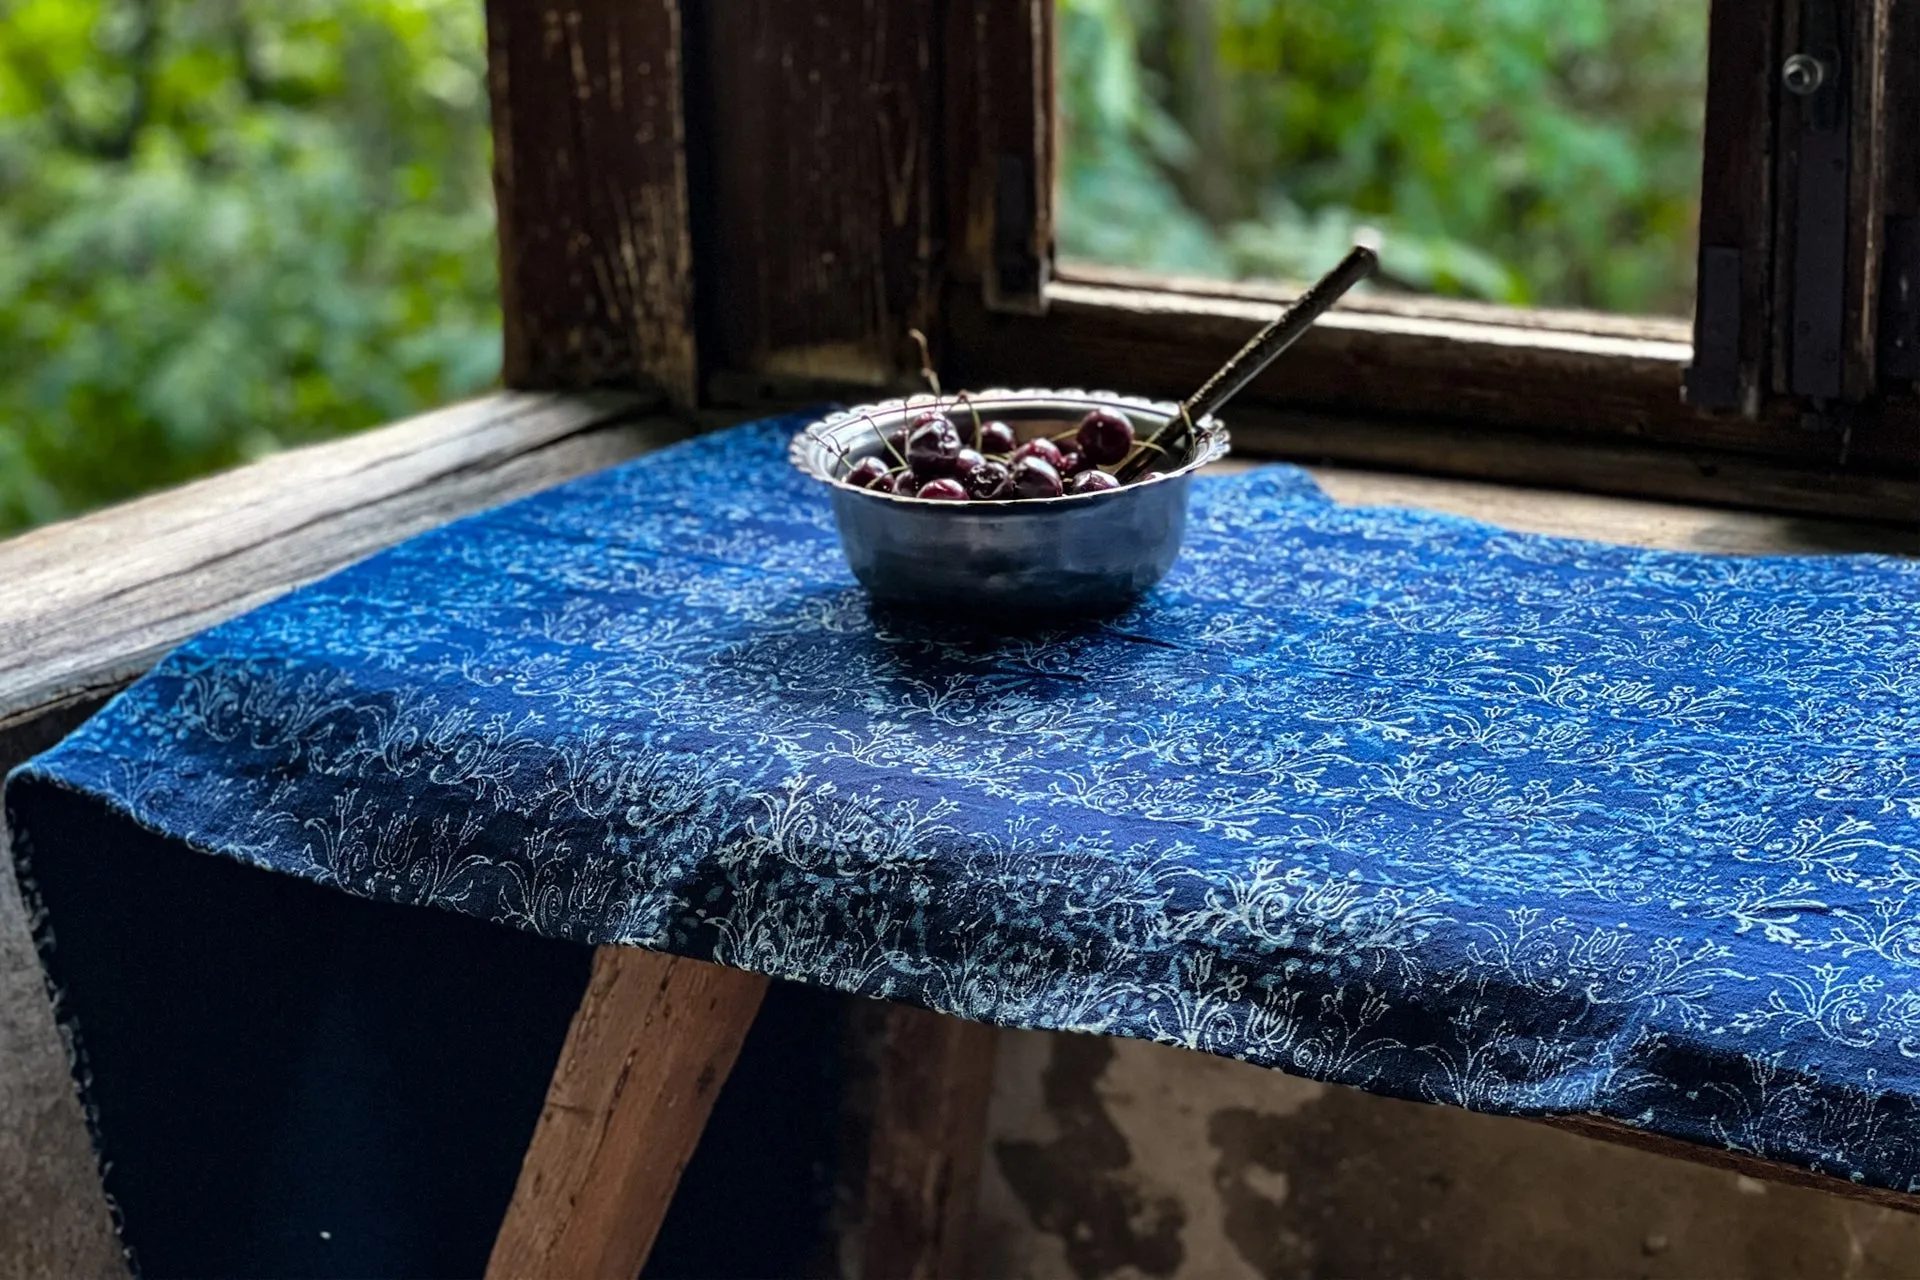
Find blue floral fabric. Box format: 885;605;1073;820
10;412;1920;1193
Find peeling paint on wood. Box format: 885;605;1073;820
976;1032;1920;1280
695;0;940;393
488;0;698;402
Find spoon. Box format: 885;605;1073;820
1116;241;1378;481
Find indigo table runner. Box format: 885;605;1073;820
11;413;1920;1194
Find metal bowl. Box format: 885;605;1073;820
790;388;1229;614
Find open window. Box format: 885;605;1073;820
947;0;1920;516
500;0;1915;518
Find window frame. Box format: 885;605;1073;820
480;0;1918;523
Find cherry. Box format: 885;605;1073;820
953;447;987;478
976;421;1018;455
916;477;968;501
1010;456;1063;499
844;456;891;489
1057;446;1093;477
1011;437;1066;471
890;471;921;496
963;458;1012;499
1067;469;1120;495
1075;409;1134;466
884;426;910;461
907;419;964;477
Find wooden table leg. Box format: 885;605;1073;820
858;1005;1001;1280
488;946;769;1280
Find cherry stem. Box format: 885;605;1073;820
863;412;909;468
949;391;983;447
908;329;941;397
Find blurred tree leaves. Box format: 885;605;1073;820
0;0;1705;535
1058;0;1706;315
0;0;498;533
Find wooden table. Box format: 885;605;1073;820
487;461;1920;1280
5;398;1917;1279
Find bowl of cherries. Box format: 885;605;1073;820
790;388;1229;614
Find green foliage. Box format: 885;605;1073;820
0;0;499;533
1058;0;1706;314
0;0;1704;535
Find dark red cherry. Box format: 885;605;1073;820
953;447;987;478
916;477;968;501
1057;446;1093;477
907;419;964;478
1067;469;1121;495
1009;456;1063;499
976;421;1018;455
1075;409;1134;466
1011;437;1066;471
890;470;921;496
844;456;891;489
963;458;1012;499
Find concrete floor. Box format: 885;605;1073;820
974;1030;1920;1280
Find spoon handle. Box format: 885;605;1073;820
1181;244;1378;424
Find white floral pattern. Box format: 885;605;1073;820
10;412;1920;1192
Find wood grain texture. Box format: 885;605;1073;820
1225;403;1920;524
958;0;1053;315
1299;463;1920;555
487;948;769;1280
1844;0;1895;400
0;391;677;745
859;1006;999;1280
693;0;941;393
1055;260;1696;341
488;0;697;402
1690;0;1778;413
0;392;686;1280
948;279;1920;485
1543;1114;1920;1217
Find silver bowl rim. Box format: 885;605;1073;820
789;387;1231;507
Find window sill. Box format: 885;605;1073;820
0;391;685;773
947;275;1920;520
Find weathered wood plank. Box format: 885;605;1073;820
487;0;697;402
1298;462;1920;555
957;0;1053;315
694;0;941;392
1225;403;1920;526
0;391;689;1280
1844;0;1895;401
859;1005;999;1280
1543;1113;1920;1218
1686;0;1779;413
487;948;769;1280
0;391;679;746
1055;260;1696;343
949;280;1920;492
